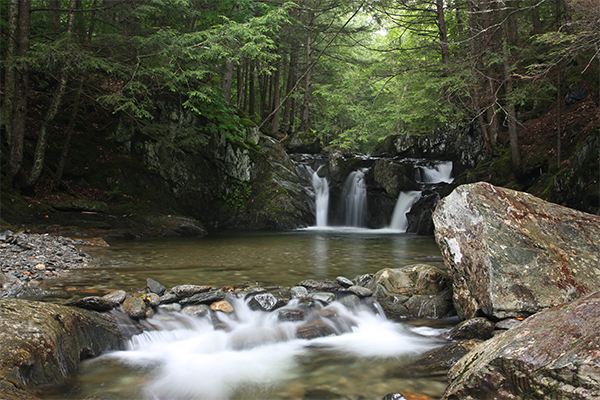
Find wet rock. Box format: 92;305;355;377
336;276;354;288
336;293;360;308
159;292;178;304
308;292;335;305
297;279;343;292
433;182;600;320
447;317;494;341
143;293;161;307
210;300;233;313
180;290;226;306
159;303;182;313
400;339;482;377
277;308;306;322
296;319;337;339
68;296;114;312
290;286;309;299
171;284;211;299
366;265;454;320
181;304;210;317
146;278;166;296
443;290;600;400
383;392;436;400
494;318;522;331
247;290;290;312
0;298;123;398
0;272;46;299
121;297;147;320
102;290;126;307
348;285;372;297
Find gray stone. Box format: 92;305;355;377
277;308;306;322
290;286;309;299
102;290;127;307
297;279;343;292
348;285;373;297
447;317;495;341
68;296;114;312
171;284;211;299
308;292;335;305
433;182;600;320
179;290;226;306
336;276;354;288
366;265;454;320
296;319;337;339
143;292;160;307
181;304;209;317
247;290;290;312
121;297;147;320
158;303;182;313
443;290;600;400
159;293;178;304
400;339;483;378
146;278;166;296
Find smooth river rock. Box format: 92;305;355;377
443;290;600;400
0;299;123;399
433;182;600;320
363;265;454;320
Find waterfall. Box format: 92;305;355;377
312;167;329;227
342;168;368;227
417;161;454;184
389;191;421;231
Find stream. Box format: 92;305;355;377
39;229;453;400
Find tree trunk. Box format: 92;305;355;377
27;0;77;187
436;0;450;70
501;13;521;173
222;59;233;104
270;51;281;136
54;77;84;188
236;62;244;109
282;45;298;134
0;0;19;144
248;61;256;117
6;0;31;187
300;31;312;132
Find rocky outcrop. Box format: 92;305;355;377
0;299;123;399
360;265;455;320
281;130;322;154
371;122;490;174
113;102;313;230
433;182;600;320
443;290;600;400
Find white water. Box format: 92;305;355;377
417;161;454;184
389;191;422;232
342;168;368;227
311;167;330;227
97;298;444;400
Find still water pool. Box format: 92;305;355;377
40;229;452;400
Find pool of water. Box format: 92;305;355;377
38;229;451;400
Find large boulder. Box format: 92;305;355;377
363;265;455;320
443;290;600;400
433;182;600;320
0;299;123;399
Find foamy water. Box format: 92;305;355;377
95;298;446;400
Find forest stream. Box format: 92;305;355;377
38;230;452;400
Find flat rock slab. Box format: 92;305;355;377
433;182;600;319
443;290;600;400
0;299;123;399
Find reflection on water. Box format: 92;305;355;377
38;229;449;400
46;229;444;297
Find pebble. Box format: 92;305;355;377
0;230;93;282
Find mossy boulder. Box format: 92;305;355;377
0;299;123;399
281;130;322;154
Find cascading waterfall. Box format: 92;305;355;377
95;298;444;399
389;191;421;231
416;161;454;184
342;168;368;227
311;167;329;227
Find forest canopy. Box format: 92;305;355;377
1;0;599;189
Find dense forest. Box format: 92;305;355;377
0;0;599;223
